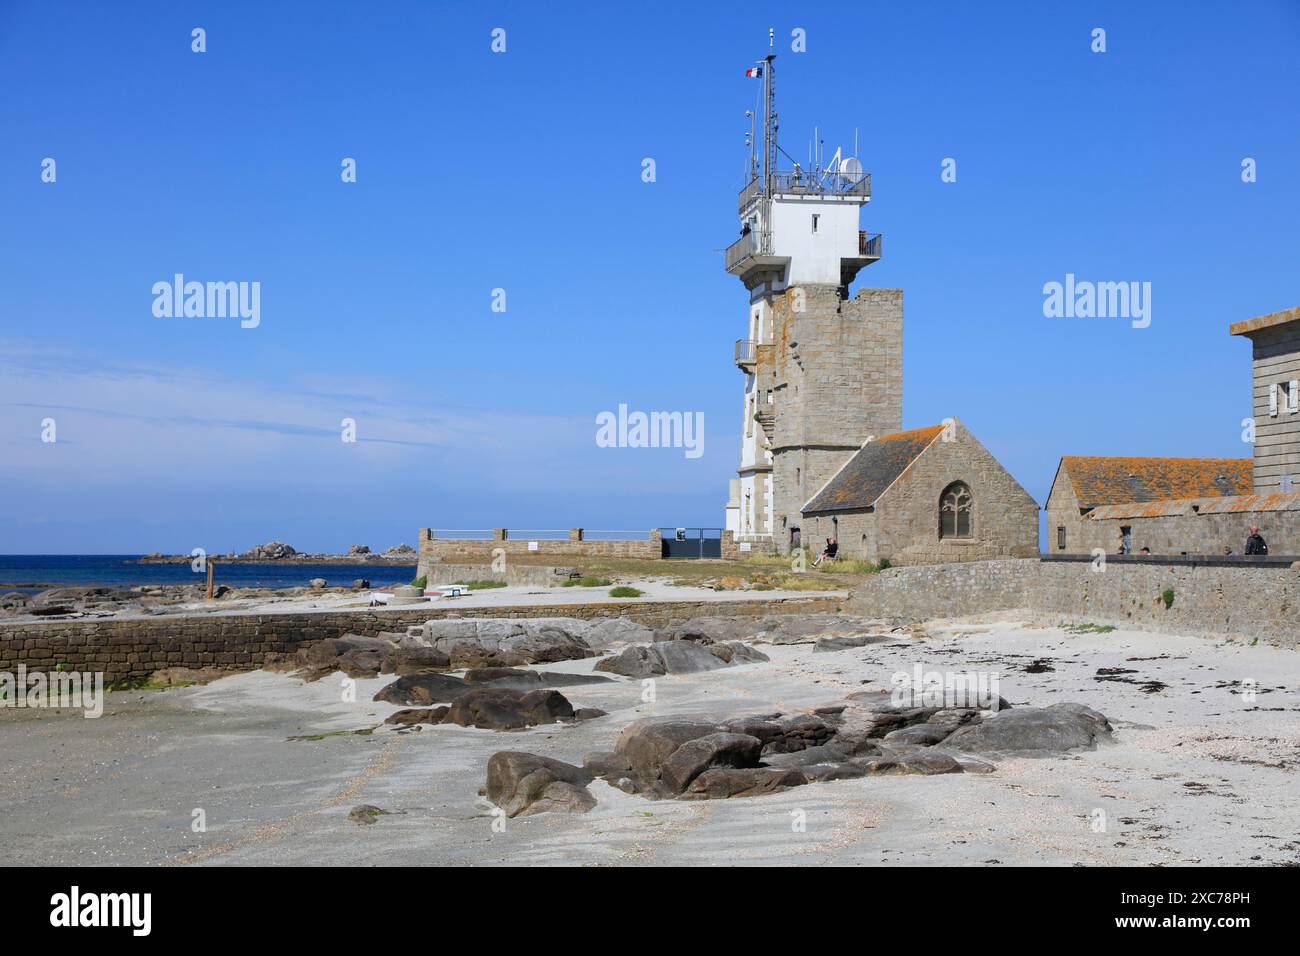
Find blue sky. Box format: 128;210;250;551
2;1;1298;554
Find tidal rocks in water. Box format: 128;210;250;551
442;687;575;730
373;672;470;705
485;752;596;817
941;703;1113;757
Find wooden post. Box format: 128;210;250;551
207;560;215;600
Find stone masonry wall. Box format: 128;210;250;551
846;557;1299;646
1071;509;1300;557
418;530;660;576
0;596;840;684
766;285;903;551
870;419;1039;566
1043;466;1085;554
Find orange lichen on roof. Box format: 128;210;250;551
1062;456;1252;509
875;424;946;445
1229;305;1300;337
1087;491;1300;521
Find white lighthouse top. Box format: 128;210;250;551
725;49;881;287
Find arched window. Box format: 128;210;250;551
940;482;973;538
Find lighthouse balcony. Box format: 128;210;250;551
840;231;883;284
734;339;757;370
724;230;787;277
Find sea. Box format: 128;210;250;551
0;555;418;592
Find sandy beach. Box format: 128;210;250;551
2;616;1295;867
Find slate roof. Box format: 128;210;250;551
802;425;945;515
1059;456;1252;510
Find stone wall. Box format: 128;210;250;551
846;559;1035;620
417;530;660;576
1043;465;1084;554
1241;315;1300;492
1072;507;1300;557
845;556;1299;646
765;285;903;551
420;563;577;588
0;596;840;684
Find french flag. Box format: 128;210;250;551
745;66;763;78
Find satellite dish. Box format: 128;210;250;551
839;156;863;179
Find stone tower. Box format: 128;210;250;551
723;50;902;553
1231;306;1300;493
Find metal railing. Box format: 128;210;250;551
738;171;871;213
859;232;882;258
724;230;770;272
735;339;756;367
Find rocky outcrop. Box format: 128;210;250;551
443;687;576;730
242;541;298;560
941;703;1114;757
485;752;596;817
594;640;769;678
410;619;599;668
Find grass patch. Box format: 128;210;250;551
410;575;427;589
562;576;613;588
452;580;508;590
1161;587;1175;609
608;586;644;598
1060;622;1117;634
820;558;887;575
106;677;188;692
773;574;844;592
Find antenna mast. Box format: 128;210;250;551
762;34;777;199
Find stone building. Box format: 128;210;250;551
800;418;1039;565
1045;304;1300;556
719;52;1033;562
721;51;900;555
1045;456;1251;554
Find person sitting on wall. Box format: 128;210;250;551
812;537;838;567
1245;525;1269;555
1223;546;1235;556
1117;531;1130;555
1139;547;1151;555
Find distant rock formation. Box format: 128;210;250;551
241;541;298;560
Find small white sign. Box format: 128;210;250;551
740;542;752;552
528;541;539;551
